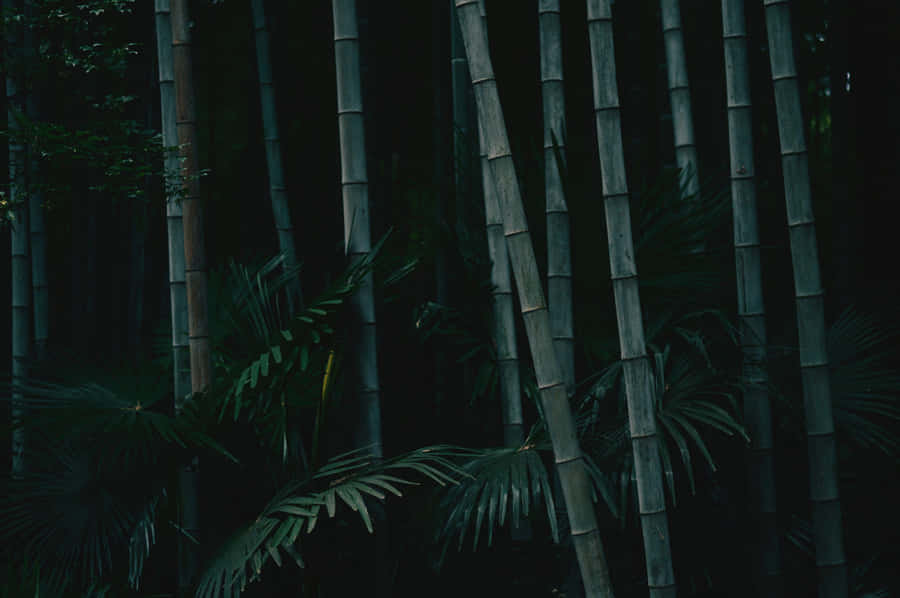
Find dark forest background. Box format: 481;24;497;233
1;1;899;597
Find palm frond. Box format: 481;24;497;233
195;446;467;598
827;307;900;458
434;444;557;559
578;332;745;508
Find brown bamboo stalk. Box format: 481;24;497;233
170;1;208;594
721;1;781;594
762;2;847;596
455;2;614;596
586;1;677;596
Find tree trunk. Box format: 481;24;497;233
721;1;781;595
539;0;575;396
472;0;524;450
660;0;699;196
332;0;383;460
762;2;847;597
455;3;614;597
23;0;47;363
251;0;303;312
538;3;582;595
170;1;210;594
450;0;474;238
7;0;29;475
586;1;677;596
155;0;191;413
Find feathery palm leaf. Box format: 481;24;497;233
195;446;466;598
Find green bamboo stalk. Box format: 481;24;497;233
23;0;47;362
660;0;699;196
762;2;847;596
586;1;677;596
539;0;575;395
455;2;614;596
332;0;383;459
251;0;303;312
6;0;29;477
450;0;473;231
721;1;781;594
470;0;523;449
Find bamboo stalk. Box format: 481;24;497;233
721;1;781;594
762;2;847;596
455;3;614;596
586;1;677;596
332;0;383;459
23;0;47;362
169;2;208;594
6;0;29;477
470;0;524;449
155;0;191;412
660;0;699;196
251;0;303;312
539;0;575;395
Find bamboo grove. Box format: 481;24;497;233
2;1;898;598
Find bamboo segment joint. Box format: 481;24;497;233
772;73;798;82
555;454;581;465
471;76;495;87
537;380;566;392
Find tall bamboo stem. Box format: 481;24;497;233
586;1;677;596
539;0;575;395
170;1;208;593
251;0;303;312
6;0;29;477
762;2;847;596
455;3;614;596
471;0;523;449
23;0;47;362
660;0;699;196
332;0;383;459
721;1;781;594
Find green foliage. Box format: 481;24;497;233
0;362;228;592
195;446;466;598
827;307;900;458
434;444;557;557
579;325;746;514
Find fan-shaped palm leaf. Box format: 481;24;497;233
827;307;900;458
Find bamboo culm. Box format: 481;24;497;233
661;0;699;197
251;0;303;312
470;0;524;449
455;2;615;596
539;0;575;395
721;0;781;594
586;1;677;596
169;1;208;593
333;0;383;460
6;0;29;477
763;1;847;596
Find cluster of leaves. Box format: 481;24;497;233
1;0;161;225
196;446;467;598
